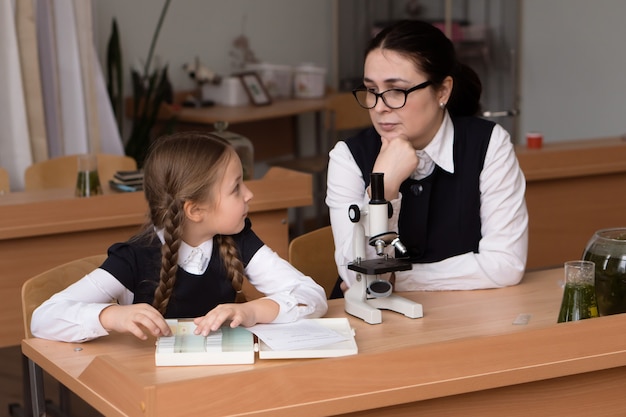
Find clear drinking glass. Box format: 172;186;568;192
75;154;103;197
557;260;599;323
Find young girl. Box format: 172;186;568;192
31;132;328;343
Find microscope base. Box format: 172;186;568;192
368;294;423;319
344;292;424;325
345;297;383;324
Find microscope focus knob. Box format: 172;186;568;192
348;204;361;223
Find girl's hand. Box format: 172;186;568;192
193;299;280;336
373;135;418;200
99;303;171;340
193;303;252;336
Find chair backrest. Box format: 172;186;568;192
21;254;106;338
24;154;137;191
288;225;337;299
327;92;372;132
321;92;372;154
0;167;9;194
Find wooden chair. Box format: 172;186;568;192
271;92;372;234
21;254;106;417
0;166;9;194
24;153;137;191
288;225;338;299
22;254;106;338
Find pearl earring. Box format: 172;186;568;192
439;102;446;109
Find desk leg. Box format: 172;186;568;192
315;109;326;156
313;109;329;228
20;355;33;417
25;355;46;417
293;110;328;236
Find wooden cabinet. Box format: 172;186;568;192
518;136;626;269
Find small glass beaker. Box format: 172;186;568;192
557;260;599;323
75;154;103;197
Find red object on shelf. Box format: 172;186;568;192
526;132;543;149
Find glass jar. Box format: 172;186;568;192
75;154;102;197
212;121;254;180
582;227;626;316
557;260;598;323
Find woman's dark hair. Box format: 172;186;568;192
366;19;482;117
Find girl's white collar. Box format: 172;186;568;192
155;228;214;274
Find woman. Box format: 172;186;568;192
326;20;528;294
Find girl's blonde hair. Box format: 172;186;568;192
141;131;247;314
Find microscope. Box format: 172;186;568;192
344;172;423;324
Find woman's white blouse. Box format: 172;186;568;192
325;113;529;291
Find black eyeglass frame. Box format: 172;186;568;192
352;80;433;109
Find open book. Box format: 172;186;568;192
155;318;358;366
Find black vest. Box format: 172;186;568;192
344;117;494;263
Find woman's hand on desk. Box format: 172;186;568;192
99;303;172;340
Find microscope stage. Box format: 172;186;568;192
348;258;412;275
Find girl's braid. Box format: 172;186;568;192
216;235;247;303
153;196;185;314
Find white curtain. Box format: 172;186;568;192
0;0;123;192
0;0;33;191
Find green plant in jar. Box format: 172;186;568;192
557;281;598;322
75;170;102;197
557;260;598;323
582;228;626;316
75;154;103;197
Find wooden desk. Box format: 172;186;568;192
160;97;328;162
0;167;311;348
22;268;626;417
174;97;328;125
517;136;626;269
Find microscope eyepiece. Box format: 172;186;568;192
370;172;386;204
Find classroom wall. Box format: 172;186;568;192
92;0;626;144
519;0;626;142
92;0;334;95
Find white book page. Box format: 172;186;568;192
248;320;349;351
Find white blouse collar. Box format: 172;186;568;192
413;112;455;179
155;228;213;275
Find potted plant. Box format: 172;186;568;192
106;0;176;168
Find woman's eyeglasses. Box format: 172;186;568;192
352;80;433;109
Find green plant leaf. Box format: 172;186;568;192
106;18;123;134
124;0;174;168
